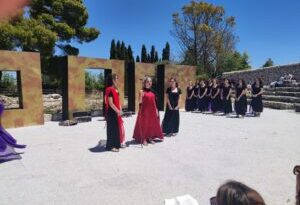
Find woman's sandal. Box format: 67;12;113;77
111;148;119;152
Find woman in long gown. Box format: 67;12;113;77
193;80;200;111
0;102;26;162
104;74;125;152
250;78;264;116
162;77;181;136
185;81;194;111
221;79;232;115
211;78;221;113
206;79;213;111
235;79;247;118
198;80;207;112
133;76;163;145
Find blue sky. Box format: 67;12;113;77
73;0;300;69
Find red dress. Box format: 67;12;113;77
133;89;163;142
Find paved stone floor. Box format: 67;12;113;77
1;109;299;205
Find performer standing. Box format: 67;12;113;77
185;81;194;111
206;79;213;111
193;80;200;111
133;77;163;145
198;80;207;112
211;78;221;113
0;102;26;162
162;77;181;136
250;78;264;116
104;74;125;152
235;79;247;118
221;79;232;115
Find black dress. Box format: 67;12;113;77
162;87;181;134
185;86;194;111
198;85;207;111
206;85;212;111
222;85;232;114
235;86;247;116
211;85;221;112
106;91;121;150
193;85;200;110
251;85;263;112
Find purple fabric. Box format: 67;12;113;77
0;103;26;162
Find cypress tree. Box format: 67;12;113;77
136;55;140;62
141;45;147;63
154;51;159;62
147;54;151;63
150;45;155;63
116;40;121;59
110;39;116;59
127;45;134;62
120;41;126;60
165;42;170;61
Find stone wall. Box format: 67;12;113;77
222;63;300;85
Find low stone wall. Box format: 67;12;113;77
222;63;300;85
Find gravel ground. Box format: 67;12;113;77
1;108;299;205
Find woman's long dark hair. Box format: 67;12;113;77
236;79;246;89
253;78;263;88
105;74;117;87
216;181;266;205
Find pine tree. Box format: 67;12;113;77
141;45;147;63
116;40;121;59
150;45;155;63
110;39;116;59
136;55;140;62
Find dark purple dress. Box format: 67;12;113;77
222;85;232;114
0;103;26;162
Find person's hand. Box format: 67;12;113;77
236;98;240;101
226;97;229;100
253;94;257;97
156;110;159;117
169;105;173;110
117;110;122;116
174;106;179;110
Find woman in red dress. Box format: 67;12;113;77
133;76;163;146
104;74;125;152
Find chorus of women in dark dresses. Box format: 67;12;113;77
0;74;264;156
185;77;264;117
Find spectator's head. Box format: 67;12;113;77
213;181;266;205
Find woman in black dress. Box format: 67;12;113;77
221;78;232;115
250;78;264;116
185;81;194;111
162;77;181;136
104;74;125;152
206;79;213;111
235;79;247;118
211;78;221;113
198;80;207;112
193;80;200;111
